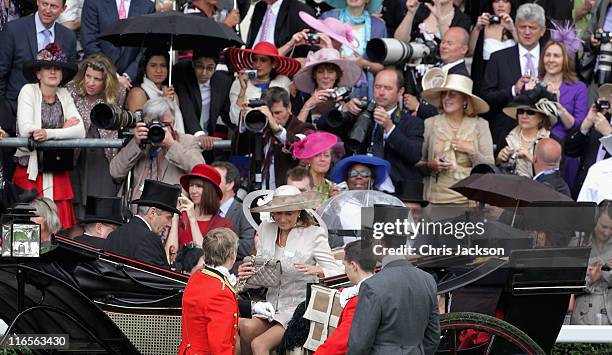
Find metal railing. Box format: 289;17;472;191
0;138;231;150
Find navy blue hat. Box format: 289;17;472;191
328;155;391;188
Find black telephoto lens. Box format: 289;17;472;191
244;110;268;133
91;103;140;130
147;121;166;144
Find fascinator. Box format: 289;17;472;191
550;21;583;56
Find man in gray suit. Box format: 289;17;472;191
212;161;255;266
348;232;440;355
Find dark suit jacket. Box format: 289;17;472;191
0;15;77;114
481;45;523;151
373;109;424;185
564;126;609;199
225;199;255;261
172;61;232;135
74;234;107;249
534;170;572;197
348;258;440;355
81;0;154;80
270;116;314;186
105;217;169;269
246;0;314;54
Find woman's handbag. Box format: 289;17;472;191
239;255;282;289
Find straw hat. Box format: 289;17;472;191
226;41;302;78
598;83;612;99
250;185;323;213
502;87;559;127
293;48;363;94
292;131;339;160
23;43;77;85
421;67;446;91
421;74;490;115
299;12;359;53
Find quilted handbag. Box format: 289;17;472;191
240;255;282;289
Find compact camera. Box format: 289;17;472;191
595;32;612;44
306;33;320;44
489;15;501;24
244;69;258;80
596;99;610;112
328;86;352;101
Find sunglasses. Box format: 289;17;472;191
517;108;538;116
348;170;371;178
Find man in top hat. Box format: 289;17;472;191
74;196;125;249
105;180;180;268
395;181;429;222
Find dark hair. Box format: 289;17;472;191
344;240;376;273
190;178;221;215
134;48;170;87
311;62;343;89
377;67;404;91
173;243;204;274
265;87;291;108
193;48;219;63
485;0;518;21
286;166;314;188
211;161;241;194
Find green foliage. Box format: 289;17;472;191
552;343;612;354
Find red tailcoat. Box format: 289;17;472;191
178;267;239;355
314;296;359;355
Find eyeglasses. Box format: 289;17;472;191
517;108;538;116
348;170;371;178
194;64;216;72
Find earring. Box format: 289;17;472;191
463;102;468;109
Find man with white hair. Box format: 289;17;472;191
109;97;204;202
482;3;547;153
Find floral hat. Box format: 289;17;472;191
23;43;78;85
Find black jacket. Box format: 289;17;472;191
74;234;107;249
105;217;169;269
534;170;572;198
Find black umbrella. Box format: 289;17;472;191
98;11;244;83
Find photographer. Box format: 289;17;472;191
239;87;314;189
327;68;424;186
469;0;517;96
565;84;612;198
292;48;362;123
109;97;204;202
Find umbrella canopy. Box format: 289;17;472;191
450;173;573;208
98;11;243;50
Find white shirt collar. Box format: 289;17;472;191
442;59;465;71
533;168;558;181
209;265;237;286
219;197;235;217
199;81;210;89
134;215;153;231
269;0;283;13
518;43;540;58
35;11;55;34
386;106;398;116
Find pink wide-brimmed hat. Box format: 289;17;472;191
293;48;362;94
292;131;338;160
299;11;359;54
226;41;302;78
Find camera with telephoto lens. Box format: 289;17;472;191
244;99;269;133
91;103;166;144
597;41;612;84
596;99;610;112
489;15;501;24
328;86;352;101
306;33;320;44
326;99;377;151
366;37;439;65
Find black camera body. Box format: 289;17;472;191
90;103;166;144
595;32;612;44
247;99;267;108
489;15;501;24
306;33;320;44
596;99;610;112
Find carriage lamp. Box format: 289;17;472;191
1;203;41;258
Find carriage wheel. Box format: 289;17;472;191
437;312;545;355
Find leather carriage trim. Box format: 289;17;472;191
201;268;236;294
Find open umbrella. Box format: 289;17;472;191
98;11;244;83
450;173;572;208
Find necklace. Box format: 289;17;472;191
447;117;462;131
520;130;536;143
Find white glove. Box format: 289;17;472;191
252;301;275;321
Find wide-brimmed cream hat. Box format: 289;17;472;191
421;67;446;91
250;185;323;213
598;83;612;99
502;88;559;127
421;74;490;115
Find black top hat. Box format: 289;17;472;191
395;181;429;207
131;180;181;214
22;43;78;86
80;196;125;226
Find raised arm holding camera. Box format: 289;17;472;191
109;97;204;204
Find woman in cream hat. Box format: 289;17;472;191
238;185;342;354
497;87;558;178
418;74;494;206
292;48;362;123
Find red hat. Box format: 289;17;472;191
226;41;302;78
292;132;338;160
179;164;223;199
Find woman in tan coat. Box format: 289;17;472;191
418;74;494;206
238;185;343;354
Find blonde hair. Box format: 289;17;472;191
202;228;239;267
72;53;121;103
31;197;61;235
